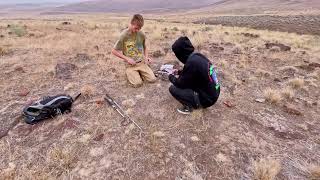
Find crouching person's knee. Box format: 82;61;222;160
169;85;177;96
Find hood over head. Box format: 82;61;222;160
172;36;194;64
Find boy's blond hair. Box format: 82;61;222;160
131;14;144;27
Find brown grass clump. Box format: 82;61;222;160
1;163;16;180
289;78;305;89
191;33;207;51
253;158;281;180
48;147;77;176
310;165;320;180
281;87;295;100
81;85;96;98
264;88;282;104
0;47;8;56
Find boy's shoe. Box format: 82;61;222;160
177;105;193;115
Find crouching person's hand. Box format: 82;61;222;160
168;74;177;84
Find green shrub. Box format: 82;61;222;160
9;25;27;37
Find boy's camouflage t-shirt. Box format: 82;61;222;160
114;28;146;62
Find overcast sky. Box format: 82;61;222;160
0;0;87;4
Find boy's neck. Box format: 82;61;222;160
129;29;138;34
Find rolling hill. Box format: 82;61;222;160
53;0;320;13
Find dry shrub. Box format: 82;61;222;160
81;85;96;98
191;33;207;51
48;147;77;175
0;163;16;180
9;24;27;37
310;165;320;180
264;88;281;104
0;47;8;56
172;27;179;31
289;78;305;89
281;87;295;100
254;158;281;180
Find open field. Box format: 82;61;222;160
196;15;320;36
0;14;320;179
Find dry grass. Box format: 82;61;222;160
0;47;8;56
81;85;96;98
0;14;320;179
253;158;281;180
264;88;282;104
49;147;76;172
190;33;208;51
310;165;320;180
281;87;295;100
289;78;305;89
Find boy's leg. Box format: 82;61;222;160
126;66;143;87
138;63;157;83
169;85;200;109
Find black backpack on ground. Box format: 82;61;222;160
23;93;81;124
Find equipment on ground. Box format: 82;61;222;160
104;94;143;136
23;93;81;124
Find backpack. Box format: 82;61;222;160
23;94;80;124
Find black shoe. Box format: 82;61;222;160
177;105;192;115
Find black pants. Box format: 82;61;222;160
169;85;201;109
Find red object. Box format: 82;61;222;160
18;89;30;97
223;101;235;108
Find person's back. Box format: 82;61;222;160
186;53;220;107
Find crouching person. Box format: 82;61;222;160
111;14;156;87
169;36;220;115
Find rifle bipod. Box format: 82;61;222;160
104;94;143;137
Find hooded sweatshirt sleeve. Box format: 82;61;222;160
169;60;196;89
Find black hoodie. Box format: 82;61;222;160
169;36;220;108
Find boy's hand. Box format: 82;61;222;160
127;58;136;65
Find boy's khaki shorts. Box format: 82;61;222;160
125;62;156;87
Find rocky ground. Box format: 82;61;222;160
0;16;319;179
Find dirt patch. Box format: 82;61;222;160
55;63;78;80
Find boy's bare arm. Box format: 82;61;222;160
111;49;136;65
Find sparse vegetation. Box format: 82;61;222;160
264;88;282;104
0;47;8;56
281;87;295;100
253;158;281;180
8;24;27;37
172;27;179;31
81;85;96;98
310;165;320;180
289;78;305;89
0;10;319;179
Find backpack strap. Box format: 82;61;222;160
28;96;71;110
